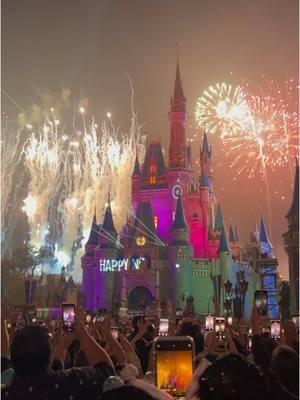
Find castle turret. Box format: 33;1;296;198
283;161;299;313
168;56;189;171
85;210;99;254
214;204;223;232
260;218;273;257
94;198;119;309
218;226;232;315
81;211;99;310
228;223;242;261
228;224;235;243
65;275;77;304
132;153;142;212
168;196;193;307
200;132;212;191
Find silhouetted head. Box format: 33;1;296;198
198;353;267;400
176;318;204;354
10;325;51;376
271;345;299;396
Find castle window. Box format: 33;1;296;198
154;215;158;228
149;164;156;184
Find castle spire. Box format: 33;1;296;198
235;226;240;242
260;218;272;248
173;52;184;103
102;198;117;235
200;174;209;188
132;153;141;176
172;195;188;230
218;226;230;253
86;211;99;246
201;132;210;156
228;224;235;243
214;204;223;231
200;132;212;189
168;52;188;170
286;160;299;219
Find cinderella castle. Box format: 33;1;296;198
81;59;280;319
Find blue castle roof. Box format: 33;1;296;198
102;201;117;234
260;218;272;249
218;226;230;253
172;196;188;230
132;154;141;176
228;224;235;242
132;202;157;243
200;174;209;188
142;143;166;178
286;161;299;218
86;211;99;246
215;204;223;231
202;132;210;154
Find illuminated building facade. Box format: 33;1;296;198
283;162;299;314
81;59;279;319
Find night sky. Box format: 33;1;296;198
2;0;299;278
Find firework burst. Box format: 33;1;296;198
2;91;146;279
196;79;299;176
195;82;249;138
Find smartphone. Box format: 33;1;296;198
159;318;169;336
175;308;183;318
270;320;281;340
62;303;76;332
111;327;119;340
153;336;195;398
254;290;268;316
227;316;233;326
205;314;214;331
32;317;37;324
215;317;225;340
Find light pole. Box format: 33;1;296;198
224;279;233;317
239;278;249;318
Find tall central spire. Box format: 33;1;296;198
173;55;184;104
169;52;188;170
171;53;186;113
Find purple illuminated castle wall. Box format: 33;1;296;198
81;58;279;319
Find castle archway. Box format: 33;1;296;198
128;286;153;310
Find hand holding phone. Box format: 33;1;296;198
215;317;225;340
254;290;268;316
62;303;76;332
154;336;194;398
270;320;281;340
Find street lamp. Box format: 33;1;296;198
224;279;233;317
239;278;249;317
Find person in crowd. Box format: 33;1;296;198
2;317;114;399
128;317;155;374
196;353;268;400
175;318;204;355
271;345;299;397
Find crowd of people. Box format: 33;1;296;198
1;302;299;400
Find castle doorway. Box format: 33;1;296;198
128;286;153;310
